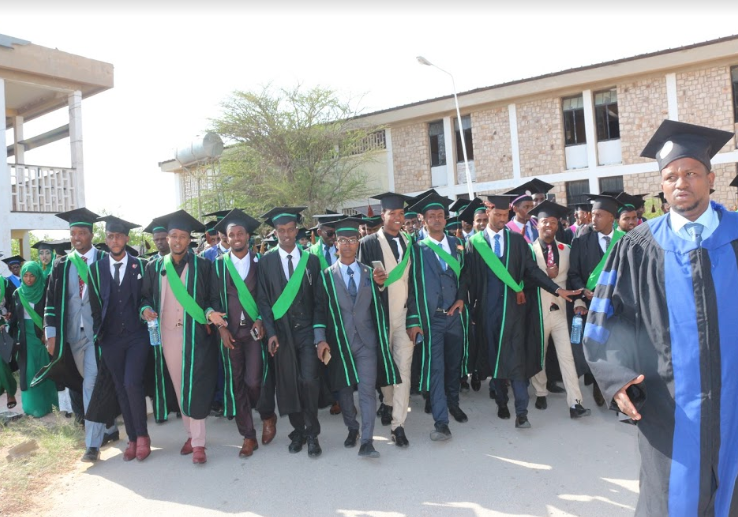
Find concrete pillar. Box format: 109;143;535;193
666;73;679;121
20;231;31;260
508;103;521;181
582;90;598;170
385;128;395;192
0;78;12;257
68;90;85;208
442;116;455;187
13;115;24;164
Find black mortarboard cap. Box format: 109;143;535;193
615;192;645;211
325;209;339;215
143;218;168;234
601;190;624;197
730;177;738;188
95;243;140;257
570;202;592;212
296;228;309;241
36;239;71;254
213;209;262;235
155;209;206;234
203;210;233;221
485;194;516;210
55;207;100;228
449;198;471;213
328;217;364;236
404;208;419;218
458;198;487;224
505;178;554;196
528;201;569;220
640;120;734;172
362;215;383;228
2;255;24;266
32;241;55;251
204;220;218;235
97;215;140;236
654;192;668;204
586;194;625;218
313;213;347;226
445;216;461;230
408;189;439;204
260;206;306;228
408;193;453;215
370;192;412;211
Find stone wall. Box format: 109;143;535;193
677;66;736;151
516;98;566;177
471;107;513;182
391;122;431;193
618;77;669;164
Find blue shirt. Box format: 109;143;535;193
669;204;718;242
338;260;360;291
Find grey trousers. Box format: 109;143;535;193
337;342;377;445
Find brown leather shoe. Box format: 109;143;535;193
192;446;207;464
136;436;151;461
330;401;341;415
262;414;277;445
180;438;193;455
123;441;137;462
239;438;258;458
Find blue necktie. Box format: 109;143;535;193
347;266;357;304
494;234;502;258
685;222;704;247
324;246;332;266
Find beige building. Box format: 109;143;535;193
347;35;738;211
1;34;113;262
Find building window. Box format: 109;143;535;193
599;175;624;194
566;179;589;206
563;96;586;146
454;115;474;161
429;120;446;167
732;67;738;123
594;89;620;141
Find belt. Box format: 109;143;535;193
435;308;448;314
239;320;249;327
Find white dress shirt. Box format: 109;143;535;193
218;242;229;254
278;246;301;280
597;230;614;253
230;251;251;280
485;227;506;256
670;204;718;243
109;253;129;285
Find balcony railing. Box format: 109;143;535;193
10;164;78;213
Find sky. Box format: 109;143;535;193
4;4;738;233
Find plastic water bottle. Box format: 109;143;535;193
147;319;161;346
570;315;583;345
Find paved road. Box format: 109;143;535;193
40;384;639;517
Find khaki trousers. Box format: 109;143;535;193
380;309;414;430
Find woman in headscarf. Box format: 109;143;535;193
35;242;55;280
9;261;58;417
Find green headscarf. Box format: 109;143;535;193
19;261;45;304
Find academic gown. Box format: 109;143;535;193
584;202;738;517
465;229;560;380
8;287;47;391
140;250;221;420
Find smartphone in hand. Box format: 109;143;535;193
372;261;385;272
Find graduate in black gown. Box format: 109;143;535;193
584;120;738;516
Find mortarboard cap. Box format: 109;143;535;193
654;192;668;204
615;192;645;212
296;228;310;241
203;210;233;221
327;217;364;236
213;209;262;235
155;210;206;234
408;193;453;215
449;198;471;213
313;213;347;226
505;178;554;196
32;241;60;252
730;177;738;188
408;189;439;204
485;194;516;210
458;198;487;224
404;208;419;219
143;218;168;234
445;216;461;230
570;202;592;212
362;215;383;228
2;255;24;266
528;201;570;220
56;207;100;229
97;215;140;236
586;194;625;218
95;243;140;257
260;206;307;228
371;192;412;211
640;120;734;172
204;220;218;235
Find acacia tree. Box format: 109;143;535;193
210;84;384;222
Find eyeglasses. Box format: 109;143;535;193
337;238;359;245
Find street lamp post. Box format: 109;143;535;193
417;56;474;199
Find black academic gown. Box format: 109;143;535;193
466;229;560;380
140;250;221;420
584;203;738;517
256;247;325;416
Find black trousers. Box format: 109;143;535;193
101;335;149;440
230;329;270;439
287;326;321;438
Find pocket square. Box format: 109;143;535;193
137;274;142;280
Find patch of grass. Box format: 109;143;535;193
0;411;84;515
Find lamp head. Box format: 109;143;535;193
416;56;433;66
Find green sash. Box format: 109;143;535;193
0;277;5;303
163;255;207;325
586;229;625;291
309;240;330;271
384;237;411;287
18;291;43;330
272;250;310;320
223;252;259;322
421;238;460;277
469;232;524;293
68;251;90;285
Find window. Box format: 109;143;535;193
429;120;446;167
563;96;586;146
566;179;589;206
732;67;738;123
594;89;620;141
454;115;474;161
599;176;623;194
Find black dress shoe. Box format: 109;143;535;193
570;403;592;419
546;381;566;394
358;442;380;458
376;402;385;417
448;405;468;423
460;377;470;393
344;429;359;448
424;397;432;414
101;430;120;446
535;396;548;410
81;447;100;463
471;372;481;392
593;382;606;407
391;426;409;447
489;389;496;399
430;423;452;441
210;402;224;417
381;404;393;426
288;431;306;453
307;436;322;458
515;415;531;429
497;405;510;419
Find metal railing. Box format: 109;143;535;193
9;164;78;213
